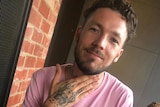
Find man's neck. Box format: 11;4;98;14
72;63;105;87
64;63;105;86
72;63;84;77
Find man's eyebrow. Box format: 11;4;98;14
90;21;103;29
111;31;122;41
91;21;122;40
112;31;120;37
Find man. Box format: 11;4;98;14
23;0;138;107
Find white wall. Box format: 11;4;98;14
108;0;160;106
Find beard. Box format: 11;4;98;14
74;44;108;75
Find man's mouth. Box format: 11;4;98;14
85;48;104;60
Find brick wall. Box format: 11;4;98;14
7;0;62;106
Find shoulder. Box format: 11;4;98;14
104;72;133;96
32;64;73;81
103;72;133;106
33;66;56;78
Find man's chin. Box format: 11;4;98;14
80;67;104;75
83;72;101;75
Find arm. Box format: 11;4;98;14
23;72;42;107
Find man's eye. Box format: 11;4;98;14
90;28;99;34
111;38;119;44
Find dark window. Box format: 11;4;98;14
0;0;32;106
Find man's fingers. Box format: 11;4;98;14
73;75;99;90
78;88;94;100
68;74;99;85
74;83;98;104
77;80;99;95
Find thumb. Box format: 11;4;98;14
53;64;62;86
50;64;62;94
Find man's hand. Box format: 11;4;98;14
43;64;100;107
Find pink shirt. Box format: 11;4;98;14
23;64;133;107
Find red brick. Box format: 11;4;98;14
7;94;21;107
18;104;22;107
42;48;48;58
56;6;60;14
21;40;30;53
39;0;50;19
48;9;57;24
42;36;50;47
36;58;44;68
18;81;30;92
32;29;43;43
27;69;35;78
21;40;35;54
41;19;50;34
20;93;26;104
29;43;35;54
59;0;62;4
17;56;25;67
25;56;37;67
55;1;60;14
29;7;42;28
48;26;55;36
33;44;43;57
9;82;19;95
45;0;56;8
7;0;61;107
15;69;27;80
33;0;39;9
24;26;33;38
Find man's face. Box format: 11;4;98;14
74;8;127;75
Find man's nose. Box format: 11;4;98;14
93;35;108;50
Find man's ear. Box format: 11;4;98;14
74;26;82;42
113;49;124;63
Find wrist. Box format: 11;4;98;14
43;97;60;107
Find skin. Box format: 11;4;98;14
43;64;101;107
155;103;160;107
43;8;128;107
75;8;127;75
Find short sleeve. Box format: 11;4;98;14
22;66;61;107
22;72;42;107
121;88;134;107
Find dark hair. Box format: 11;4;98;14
147;102;156;107
83;0;138;42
